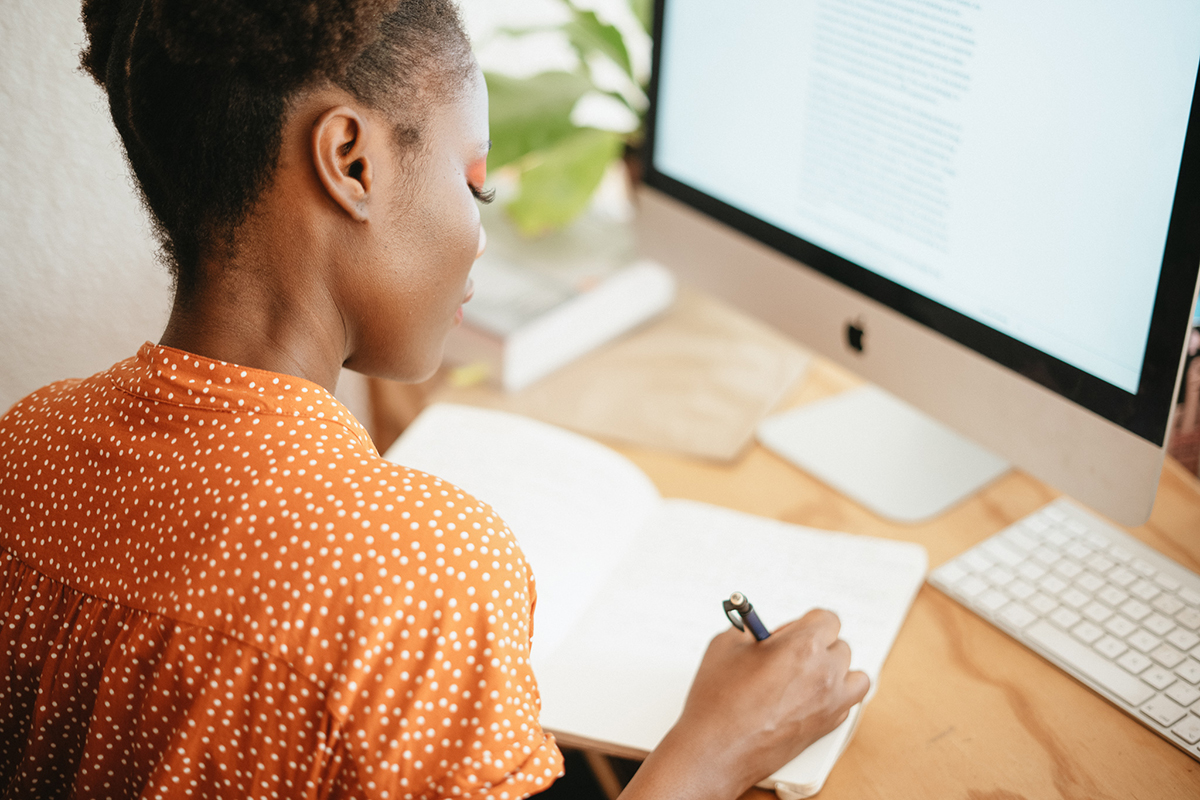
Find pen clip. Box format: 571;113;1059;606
723;592;750;631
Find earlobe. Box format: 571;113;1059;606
312;106;374;222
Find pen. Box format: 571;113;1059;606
723;591;770;640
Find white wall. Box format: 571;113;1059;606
0;0;170;411
0;0;367;422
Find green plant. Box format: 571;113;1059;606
484;0;651;236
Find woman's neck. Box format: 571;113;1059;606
159;242;348;394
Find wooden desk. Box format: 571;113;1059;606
399;353;1200;800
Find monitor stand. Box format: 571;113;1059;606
757;385;1010;523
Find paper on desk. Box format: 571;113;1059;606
438;288;810;461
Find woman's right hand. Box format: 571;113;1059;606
619;609;869;800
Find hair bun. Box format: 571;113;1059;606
81;0;125;84
146;0;399;83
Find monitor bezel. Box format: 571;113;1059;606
641;0;1200;446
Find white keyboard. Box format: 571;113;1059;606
928;498;1200;760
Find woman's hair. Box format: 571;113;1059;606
79;0;474;298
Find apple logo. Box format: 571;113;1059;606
846;319;865;353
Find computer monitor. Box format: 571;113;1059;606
636;0;1200;526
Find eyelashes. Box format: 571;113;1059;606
470;185;495;204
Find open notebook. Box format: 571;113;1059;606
384;404;926;799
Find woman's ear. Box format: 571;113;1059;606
311;106;374;222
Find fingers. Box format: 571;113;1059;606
827;637;852;672
775;610;866;703
772;607;841;642
845;669;871;704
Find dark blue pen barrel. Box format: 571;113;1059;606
742;608;770;640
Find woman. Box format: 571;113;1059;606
0;1;868;797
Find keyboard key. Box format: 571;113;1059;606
1050;607;1081;629
1025;620;1154;706
1054;561;1083;580
1029;593;1058;615
1060;588;1090;609
1018;562;1046;581
1151;644;1186;669
1132;558;1158;578
1172;714;1200;745
979;589;1010;612
1155;573;1182;592
1066;520;1088;537
1142;666;1177;691
1177;659;1200;685
1152;594;1184;616
1167;682;1200;708
1120;599;1152;621
957;575;989;598
1007;580;1036;600
1180;587;1200;606
1128;629;1162;653
1098;585;1129;607
1033;547;1061;567
1143;613;1176;637
1046;530;1070;547
1039;575;1069;595
1109;546;1135;564
1130;579;1161;602
985;566;1016;587
1071;621;1104;644
963;551;994;572
982;539;1023;567
999;604;1038;630
934;562;968;586
1094;635;1127;659
1118;650;1153;676
1166;629;1200;652
1177;608;1200;631
1024;515;1051;533
1141;694;1186;727
1109;566;1138;586
1003;529;1038;552
1082;601;1113;624
1043;507;1067;523
1084;532;1110;550
1086;553;1115;574
1075;572;1104;593
1104;615;1138;638
1066;542;1091;560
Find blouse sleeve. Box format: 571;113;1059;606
326;476;564;799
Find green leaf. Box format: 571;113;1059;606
628;0;653;34
485;71;593;171
506;128;624;236
564;9;632;77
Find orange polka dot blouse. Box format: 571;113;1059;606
0;344;562;799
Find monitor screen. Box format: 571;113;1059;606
645;0;1200;445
